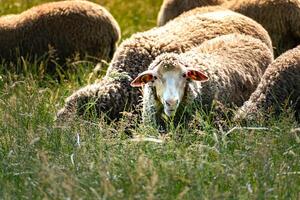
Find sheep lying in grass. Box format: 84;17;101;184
235;45;300;122
57;8;273;122
157;0;300;56
0;0;120;67
130;34;274;127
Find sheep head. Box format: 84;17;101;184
131;54;208;117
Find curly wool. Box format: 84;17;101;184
141;34;273;126
57;8;272;122
235;45;300;121
0;0;120;65
157;0;300;57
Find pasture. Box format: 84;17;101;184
0;0;299;199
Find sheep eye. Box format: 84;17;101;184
153;76;157;80
182;73;187;78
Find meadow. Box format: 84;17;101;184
0;0;299;199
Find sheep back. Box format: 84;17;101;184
235;45;300;121
183;33;274;107
108;8;273;79
224;0;300;57
157;0;224;26
157;0;300;56
0;0;120;66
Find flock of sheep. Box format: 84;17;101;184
1;0;299;128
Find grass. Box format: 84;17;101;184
0;0;300;199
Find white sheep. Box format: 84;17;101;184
0;0;120;70
130;34;273;127
157;0;300;57
235;45;300;122
57;8;272;122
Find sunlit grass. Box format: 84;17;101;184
0;0;299;199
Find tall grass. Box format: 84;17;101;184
0;0;299;199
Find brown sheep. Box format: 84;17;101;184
0;0;120;69
157;0;300;57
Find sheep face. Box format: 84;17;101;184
131;56;208;117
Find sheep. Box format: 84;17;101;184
157;0;225;26
0;0;121;69
157;0;300;57
130;34;274;127
56;8;273;122
234;45;300;122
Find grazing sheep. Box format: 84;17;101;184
57;8;273;121
157;0;300;56
0;0;120;68
157;0;224;26
234;45;300;122
130;34;273;127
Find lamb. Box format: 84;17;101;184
0;0;120;68
234;45;300;122
56;8;273;121
130;34;273;127
157;0;300;57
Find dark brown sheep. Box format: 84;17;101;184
0;0;120;68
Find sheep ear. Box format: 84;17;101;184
186;68;209;82
130;71;155;87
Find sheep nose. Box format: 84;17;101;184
165;99;178;106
